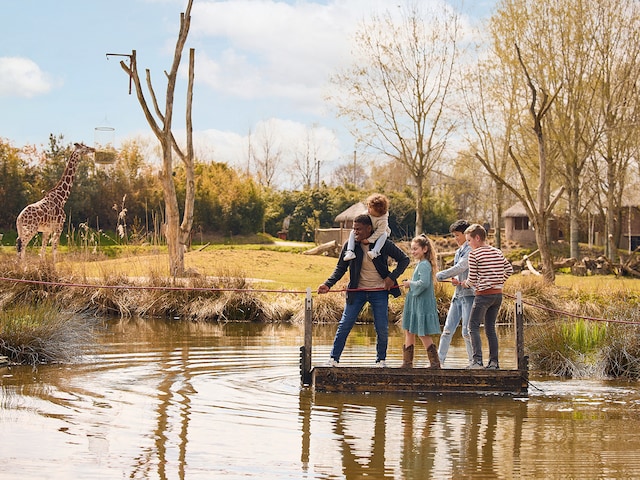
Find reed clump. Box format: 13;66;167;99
0;301;96;366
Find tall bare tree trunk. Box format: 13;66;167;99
119;0;195;277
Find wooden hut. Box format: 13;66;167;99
503;202;560;245
315;202;368;246
621;190;640;251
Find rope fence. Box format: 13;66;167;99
0;275;636;325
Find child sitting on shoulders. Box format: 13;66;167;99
344;193;391;261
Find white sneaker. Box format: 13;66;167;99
374;360;387;368
343;250;356;261
467;362;484;369
367;250;379;259
324;358;339;367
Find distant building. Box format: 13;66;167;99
621;192;640;251
315;202;368;246
503;202;559;245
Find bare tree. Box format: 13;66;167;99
476;45;563;283
461;41;523;249
329;3;459;235
250;120;283;189
118;0;195;276
292;127;321;190
590;0;640;261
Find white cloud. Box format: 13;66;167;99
190;0;393;113
0;57;56;98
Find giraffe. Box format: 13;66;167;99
16;142;95;262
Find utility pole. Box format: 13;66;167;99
353;149;356;186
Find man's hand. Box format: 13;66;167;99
383;277;395;290
317;284;330;294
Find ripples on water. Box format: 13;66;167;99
2;319;640;479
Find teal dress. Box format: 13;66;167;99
402;260;441;336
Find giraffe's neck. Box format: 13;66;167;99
48;150;81;204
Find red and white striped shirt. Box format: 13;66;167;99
464;245;513;294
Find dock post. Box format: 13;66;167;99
300;287;313;385
515;291;527;371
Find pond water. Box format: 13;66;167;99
1;319;640;479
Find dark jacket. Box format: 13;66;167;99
323;239;410;302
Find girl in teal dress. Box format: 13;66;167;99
401;234;441;368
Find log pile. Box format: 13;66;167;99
571;247;640;277
621;247;640;278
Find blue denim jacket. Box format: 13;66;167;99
436;242;474;298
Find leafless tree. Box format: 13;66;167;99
329;3;459;235
119;0;195;276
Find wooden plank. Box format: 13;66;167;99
312;367;528;396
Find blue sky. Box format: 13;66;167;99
1;0;495;187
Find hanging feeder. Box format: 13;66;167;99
94;126;118;165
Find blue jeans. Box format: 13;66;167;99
469;293;503;366
438;295;474;363
330;290;389;362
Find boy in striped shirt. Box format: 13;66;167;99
462;224;513;369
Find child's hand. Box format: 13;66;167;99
361;239;369;245
402;279;410;289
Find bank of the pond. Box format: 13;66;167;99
1;251;640;377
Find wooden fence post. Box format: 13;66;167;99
300;287;313;385
515;291;528;371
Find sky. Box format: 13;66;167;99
0;0;495;187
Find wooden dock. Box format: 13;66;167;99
300;290;529;396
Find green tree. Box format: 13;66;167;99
0;139;30;230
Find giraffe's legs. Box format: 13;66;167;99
40;232;50;258
50;232;60;264
16;226;38;262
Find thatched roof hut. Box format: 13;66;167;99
334;202;368;228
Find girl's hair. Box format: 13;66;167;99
366;193;389;216
412;233;437;282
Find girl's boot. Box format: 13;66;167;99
427;344;441;369
401;344;414;368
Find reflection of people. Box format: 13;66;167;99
318;214;410;367
344;193;391;261
401;234;441;369
436;220;474;366
462;224;513;369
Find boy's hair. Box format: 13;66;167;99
366;194;389;216
449;219;470;233
464;223;487;241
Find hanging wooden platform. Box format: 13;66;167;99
300;290;529;397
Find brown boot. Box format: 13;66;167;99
401;344;414;368
427;344;441;369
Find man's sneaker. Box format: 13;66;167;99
324;358;339;367
343;250;356;261
374;360;387;368
485;361;499;370
367;250;379;259
467;361;484;369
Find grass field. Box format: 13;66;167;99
9;241;640;294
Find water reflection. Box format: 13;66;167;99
300;390;528;479
1;319;640;479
